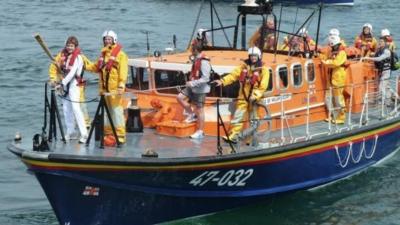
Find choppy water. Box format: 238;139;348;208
1;0;400;224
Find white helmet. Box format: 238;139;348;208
381;28;390;37
299;27;308;35
329;28;340;37
102;30;117;43
363;23;373;32
248;46;262;58
196;28;207;40
328;35;341;46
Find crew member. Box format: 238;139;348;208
280;28;315;52
188;28;211;51
86;30;128;145
249;17;276;51
177;39;211;139
322;35;347;124
381;28;396;52
362;36;393;105
329;28;347;47
354;23;377;57
213;46;270;143
49;36;88;143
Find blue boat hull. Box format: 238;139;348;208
16;120;400;224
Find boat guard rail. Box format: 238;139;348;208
216;75;400;155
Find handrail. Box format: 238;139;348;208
213;75;399;152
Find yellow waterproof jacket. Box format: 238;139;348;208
354;35;377;56
221;63;270;101
323;50;347;87
279;36;316;51
86;44;128;93
248;29;276;50
48;52;92;82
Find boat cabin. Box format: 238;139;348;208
124;1;385;144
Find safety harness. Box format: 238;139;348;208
374;47;391;73
239;59;263;102
97;44;122;92
329;45;349;68
59;47;85;95
356;34;374;51
190;52;209;80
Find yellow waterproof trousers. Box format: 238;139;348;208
228;100;259;140
104;95;126;143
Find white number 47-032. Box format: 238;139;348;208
189;169;254;187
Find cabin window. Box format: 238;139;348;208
127;66;149;90
277;66;288;90
292;64;303;87
306;62;315;83
154;70;187;94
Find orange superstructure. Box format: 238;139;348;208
125;47;377;137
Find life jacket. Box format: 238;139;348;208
190;53;208;80
374;47;391;73
60;47;81;74
97;44;122;72
59;47;86;87
356;34;374;50
239;59;263;85
239;60;263;102
329;45;350;68
96;44;122;91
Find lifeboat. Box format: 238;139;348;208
7;1;399;225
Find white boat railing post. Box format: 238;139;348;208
280;93;285;145
306;90;310;140
395;75;399;114
365;80;370;123
347;83;354;128
381;78;385;118
328;87;332;133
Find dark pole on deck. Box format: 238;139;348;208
211;2;232;48
43;83;48;136
217;99;222;155
315;2;324;56
241;15;246;50
274;5;283;63
210;0;214;45
187;0;205;49
233;14;241;49
292;7;299;34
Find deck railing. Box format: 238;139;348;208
217;74;400;154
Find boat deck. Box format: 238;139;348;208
13;102;398;160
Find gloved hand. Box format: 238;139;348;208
55;84;65;96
